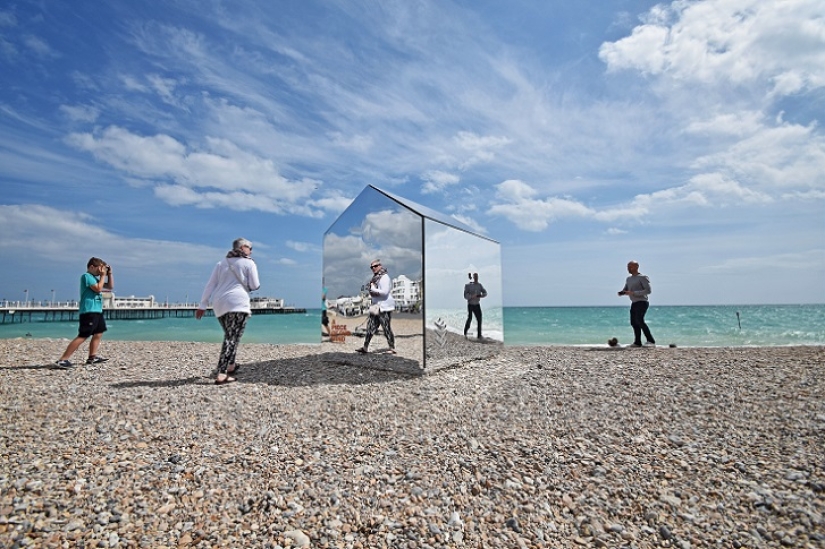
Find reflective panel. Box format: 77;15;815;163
323;187;425;370
423;218;503;369
323;185;502;372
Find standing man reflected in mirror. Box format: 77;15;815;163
464;272;487;340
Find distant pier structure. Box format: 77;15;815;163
0;296;305;325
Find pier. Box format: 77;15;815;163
0;303;306;324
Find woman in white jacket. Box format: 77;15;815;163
196;238;261;384
356;258;396;354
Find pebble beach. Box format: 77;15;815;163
1;338;823;548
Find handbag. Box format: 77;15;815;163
369;303;380;316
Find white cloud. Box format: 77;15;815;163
453;131;512;169
599;0;825;96
361;208;422;252
0;204;218;267
704;249;825;274
23;34;56;58
328;132;374;153
0;11;17;27
781;189;825;200
310;191;358;215
120;74;149;92
684;110;764;137
488;170;783;230
662;173;772;204
59;104;100;123
286;240;316;253
489;180;594;231
70;71;99;91
450;213;486;235
690;120;825;192
65;126;323;215
147;74;184;106
421;170;460;194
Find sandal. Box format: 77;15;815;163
215;375;237;385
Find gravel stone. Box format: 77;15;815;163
1;340;823;548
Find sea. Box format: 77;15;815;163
1;304;823;347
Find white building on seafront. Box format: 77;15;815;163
392;274;421;312
328;274;420;316
109;294;155;308
250;296;285;309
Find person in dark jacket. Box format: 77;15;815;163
463;272;487;339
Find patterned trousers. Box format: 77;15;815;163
217;312;250;373
363;311;395;351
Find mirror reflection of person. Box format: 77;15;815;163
321;287;330;337
321;310;330;337
463;272;487;339
356;259;396;354
618;260;656;347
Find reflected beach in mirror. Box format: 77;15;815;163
323;185;502;372
424;218;503;370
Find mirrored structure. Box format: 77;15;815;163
323;185;503;372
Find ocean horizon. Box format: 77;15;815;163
1;304;823;348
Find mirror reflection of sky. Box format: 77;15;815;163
425;219;504;341
324;186;422;299
324;185;505;363
377;187;487;239
424;221;503;310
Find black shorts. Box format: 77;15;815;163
78;312;107;338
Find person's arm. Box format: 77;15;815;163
88;265;109;293
464;284;472;301
639;276;652;297
478;284;487;298
103;265;113;291
196;262;221;319
245;261;261;292
89;276;105;293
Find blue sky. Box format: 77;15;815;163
1;0;823;308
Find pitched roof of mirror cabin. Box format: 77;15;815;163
369;185;499;243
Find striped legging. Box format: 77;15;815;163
217;312;250;374
363;310;395;351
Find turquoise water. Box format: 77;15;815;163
503;304;825;347
1;305;823;347
0;311;323;345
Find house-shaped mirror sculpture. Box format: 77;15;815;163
323;185;503;372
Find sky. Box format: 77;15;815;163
1;0;823;308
